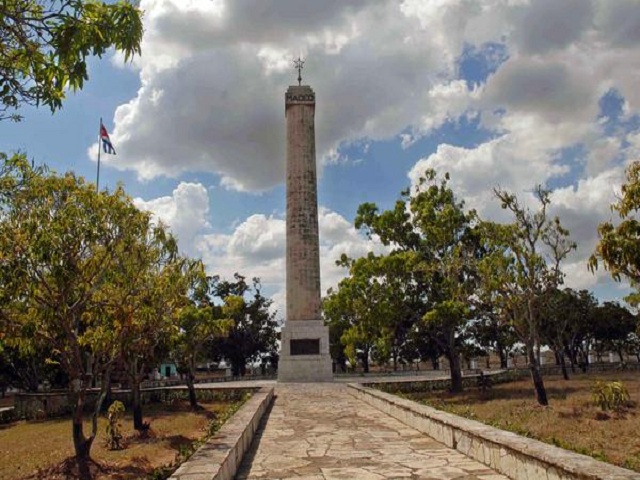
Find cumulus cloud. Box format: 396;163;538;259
107;0;640;301
92;0;501;190
134;185;385;318
133;182;211;253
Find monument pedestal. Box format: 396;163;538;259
278;320;333;382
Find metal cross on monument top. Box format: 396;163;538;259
294;57;304;86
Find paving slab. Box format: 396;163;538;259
236;383;509;480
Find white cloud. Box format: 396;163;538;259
133;182;210;253
110;0;640;303
93;0;502;190
94;0;640;196
196;208;385;319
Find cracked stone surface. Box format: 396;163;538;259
236;383;508;480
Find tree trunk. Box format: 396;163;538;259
73;417;93;480
186;372;198;410
581;346;590;373
618;348;625;364
362;346;370;373
132;380;145;430
527;347;548;406
566;344;577;373
430;356;438;370
71;377;106;480
559;351;569;380
498;348;507;369
448;353;463;394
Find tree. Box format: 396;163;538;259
355;171;480;391
411;171;481;392
324;254;408;373
479;186;575;406
0;342;68;392
0;154;162;473
469;307;518;369
591;301;636;363
539;288;578;380
591;161;640;305
104;222;188;431
209;274;278;377
0;0;143;120
173;263;234;410
561;289;598;372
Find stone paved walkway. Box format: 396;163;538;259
236;383;509;480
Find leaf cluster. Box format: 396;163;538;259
591;162;640;304
0;0;143;120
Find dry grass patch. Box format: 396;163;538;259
0;393;249;479
399;371;640;471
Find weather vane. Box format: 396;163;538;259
294;57;304;86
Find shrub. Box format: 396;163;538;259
591;380;630;411
105;400;125;450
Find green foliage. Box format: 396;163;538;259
0;153;193;461
327;169;480;384
0;0;143;120
623;453;640;471
105;400;125;450
208;274;279;377
478;186;575;405
591;380;630;412
550;437;608;461
591;162;640;306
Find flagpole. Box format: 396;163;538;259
96;117;102;191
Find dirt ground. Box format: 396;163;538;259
0;398;242;479
400;370;640;471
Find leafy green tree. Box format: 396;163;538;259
209;274;278;377
0;342;68;392
324;253;413;373
355;170;480;391
404;320;446;370
539;288;579;380
479;186;575;406
561;289;598;372
173;263;234;409
590;301;637;363
0;154;159;471
469;307;518;369
104;222;188;431
591;161;640;305
0;0;143;120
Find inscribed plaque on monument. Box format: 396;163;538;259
290;339;320;355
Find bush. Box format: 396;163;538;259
591;380;630;411
105;400;125;450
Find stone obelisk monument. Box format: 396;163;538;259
278;59;333;382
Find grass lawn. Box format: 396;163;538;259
397;370;640;472
0;394;248;479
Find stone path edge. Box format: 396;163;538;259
348;383;640;480
169;386;275;480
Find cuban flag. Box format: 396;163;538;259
100;123;116;155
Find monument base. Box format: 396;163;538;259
278;320;333;382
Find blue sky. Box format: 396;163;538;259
3;0;640;318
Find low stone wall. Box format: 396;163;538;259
0;407;15;424
14;387;256;420
169;387;274;480
349;384;639;480
367;370;514;394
